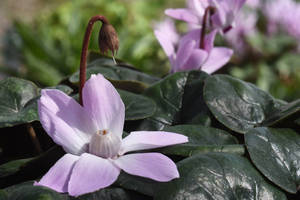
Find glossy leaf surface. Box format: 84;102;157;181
245;127;300;193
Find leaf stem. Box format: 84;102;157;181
26;124;42;154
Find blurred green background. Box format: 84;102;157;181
0;0;299;101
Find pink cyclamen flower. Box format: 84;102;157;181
154;19;233;73
165;0;209;28
225;10;257;55
35;74;188;197
165;0;246;33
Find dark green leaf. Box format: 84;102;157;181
157;125;241;156
0;190;8;200
180;71;211;125
115;172;156;197
0;146;65;188
69;59;160;93
118;90;156;120
155;153;287;200
204;74;278;133
72;89;156;121
139;71;210;131
0;158;34;178
0;77;40;128
245;127;300;193
5;181;132;200
71;187;131;200
5;181;67;200
139;72;188;130
262;100;300;126
46;85;73;95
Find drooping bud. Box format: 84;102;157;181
89;130;121;158
98;23;119;56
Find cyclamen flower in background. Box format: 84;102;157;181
246;0;261;9
209;0;246;32
264;0;294;35
35;74;188;197
265;0;300;40
165;0;209;29
224;10;257;55
154;19;233;73
165;0;246;33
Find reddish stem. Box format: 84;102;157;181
79;15;109;105
200;6;215;49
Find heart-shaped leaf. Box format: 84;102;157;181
0;77;40;128
155;153;287;200
69;59;160;93
4;181;67;200
204;74;278;133
245;127;300;193
72;89;156;121
139;71;210;131
0;158;34;178
115;172;156;197
4;181;133;200
157;125;242;156
262;100;300;126
46;85;73;95
118;90;156;120
0;146;65;188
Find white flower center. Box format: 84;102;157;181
89;129;121;158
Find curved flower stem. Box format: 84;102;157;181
200;6;216;49
26;124;42;154
79;15;109;105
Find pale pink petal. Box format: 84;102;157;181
182;49;208;71
188;0;208;18
39;89;95;140
154;30;175;58
202;47;233;74
38;91;90;154
120;131;188;154
232;0;247;12
203;30;218;53
154;18;179;45
34;154;79;193
174;40;196;72
114;153;179;182
68;153;120;197
165;8;199;24
82;74;125;139
180;29;200;47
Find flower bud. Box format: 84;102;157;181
98;23;119;56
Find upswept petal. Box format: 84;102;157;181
68;153;120;197
179;29;200;47
82;74;125;139
229;0;246;13
39;89;95;140
175;40;196;72
203;30;218;53
165;8;199;24
188;0;208;17
154;30;175;58
114;153;179;182
183;49;208;71
154;18;179;45
38;91;90;155
120;131;188;155
34;154;79;193
202;47;233;74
